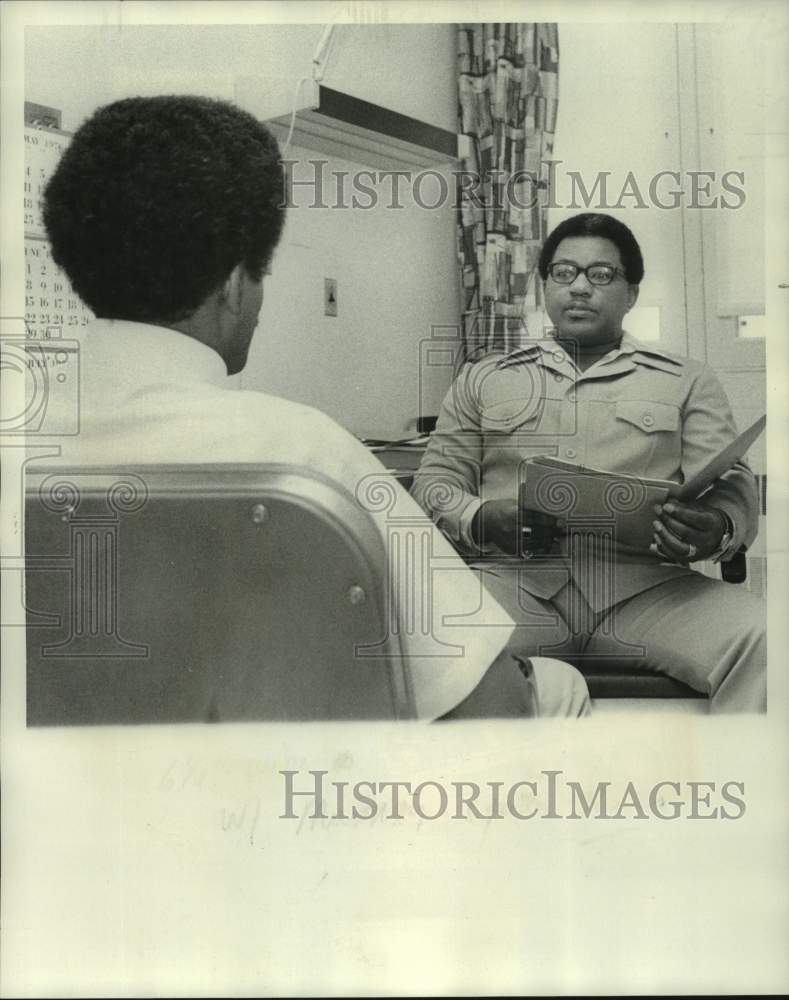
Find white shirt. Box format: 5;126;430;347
55;320;516;719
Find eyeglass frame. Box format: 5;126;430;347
546;261;629;286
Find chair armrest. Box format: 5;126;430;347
721;546;748;584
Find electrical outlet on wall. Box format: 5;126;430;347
324;278;338;317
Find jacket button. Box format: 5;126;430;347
565;448;577;459
642;413;654;427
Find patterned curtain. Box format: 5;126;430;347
457;23;559;361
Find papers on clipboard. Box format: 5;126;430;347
519;415;765;549
676;414;765;500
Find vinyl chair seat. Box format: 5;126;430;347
25;464;413;725
576;662;705;700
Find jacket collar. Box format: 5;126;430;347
497;332;683;379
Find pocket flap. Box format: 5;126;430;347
615;400;679;433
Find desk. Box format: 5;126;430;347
365;443;427;492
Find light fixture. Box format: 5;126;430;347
235;25;460;171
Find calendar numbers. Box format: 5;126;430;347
24;125;93;339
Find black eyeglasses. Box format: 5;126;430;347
547;262;627;286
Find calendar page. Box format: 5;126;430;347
19;122;88;435
24;124;94;341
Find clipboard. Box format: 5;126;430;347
519;458;675;548
519;414;765;549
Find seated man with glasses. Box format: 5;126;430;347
412;212;765;712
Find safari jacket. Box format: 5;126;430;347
411;334;759;612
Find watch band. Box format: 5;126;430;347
710;509;735;563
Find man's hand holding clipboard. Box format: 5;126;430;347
651;414;766;563
519;415;765;558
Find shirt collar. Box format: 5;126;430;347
617;333;682;365
81;319;229;393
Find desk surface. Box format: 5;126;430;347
365;443;427;494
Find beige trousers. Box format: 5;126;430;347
477;567;766;713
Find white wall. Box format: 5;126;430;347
25;24;457;133
549;23;687;353
548;22;767;486
25;23;458;438
550;23;767;365
246;159;456;436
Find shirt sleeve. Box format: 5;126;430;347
294;407;516;719
681;365;760;555
409;363;492;557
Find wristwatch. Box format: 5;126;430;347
710;509;736;563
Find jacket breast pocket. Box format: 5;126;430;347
610;399;681;473
615;399;680;434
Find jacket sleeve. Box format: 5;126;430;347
681;364;760;555
409;362;490;556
